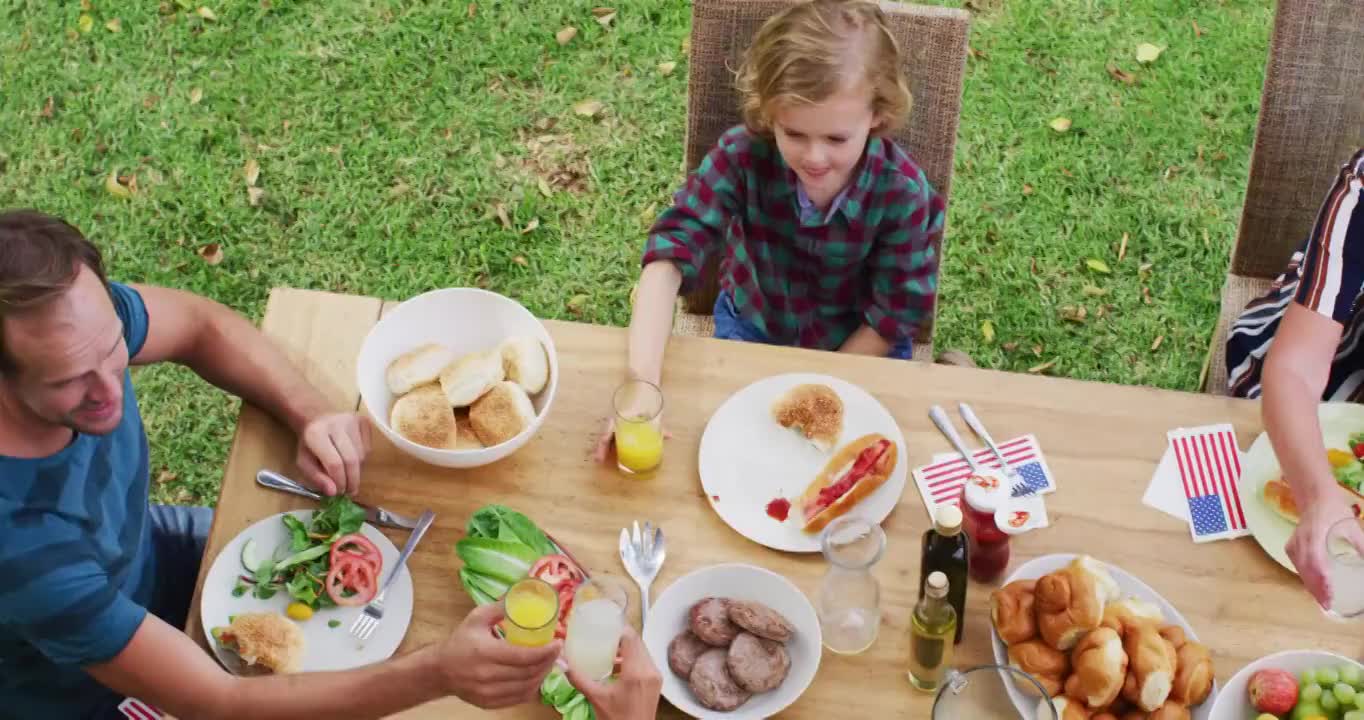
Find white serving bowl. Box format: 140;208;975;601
356;288;558;468
643;563;822;719
1208;650;1363;720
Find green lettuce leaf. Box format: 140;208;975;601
455;538;539;585
313;495;366;537
1337;462;1364;492
467;505;556;556
282;515;310;551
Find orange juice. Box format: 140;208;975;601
503;578;558;647
615;417;663;475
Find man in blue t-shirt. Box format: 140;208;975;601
0;211;568;718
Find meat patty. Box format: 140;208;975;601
689;648;751;712
728;599;795;642
667;631;710;679
689;597;740;647
726;632;791;693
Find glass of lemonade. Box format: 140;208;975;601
564;576;629;680
1323;516;1364;619
613;379;664;477
503;578;559;647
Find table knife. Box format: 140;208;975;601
256;469;423;530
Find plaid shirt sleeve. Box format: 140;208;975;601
864;169;944;343
641;132;747;291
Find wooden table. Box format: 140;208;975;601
187;289;1361;718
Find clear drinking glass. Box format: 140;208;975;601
817;516;886;655
564;576;629;680
1323;516;1364;619
613;379;664;476
502;578;559;647
932;665;1058;720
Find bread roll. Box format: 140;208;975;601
1009;640;1069;697
499;335;549;394
1069;627;1128;708
390;384;459;449
440;350;505;407
1147;702;1191;720
1037;568;1104;651
1101;599;1164;635
1069;556;1121;604
771;384;843;452
992;579;1039;645
468;381;535;447
1120;623;1177;711
1157;625;1186;650
218;612;305;674
1170;641;1213;706
1039;696;1093;720
386;343;455;395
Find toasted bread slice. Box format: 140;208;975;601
797;433;897;534
439;350;505;407
385;343;456;395
771;384;843;452
214;612;304;674
499;335;549;394
468;381;536;447
390;383;459;450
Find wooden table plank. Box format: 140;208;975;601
193;291;1357;719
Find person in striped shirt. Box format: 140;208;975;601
1225;148;1364;608
0;211;562;718
595;0;946;460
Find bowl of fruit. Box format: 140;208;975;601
1209;650;1364;720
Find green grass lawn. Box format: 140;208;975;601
0;0;1274;505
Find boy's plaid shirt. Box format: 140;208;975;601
643;126;943;350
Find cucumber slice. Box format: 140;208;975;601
240;538;261;573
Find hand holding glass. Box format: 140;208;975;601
613;380;664;476
1323;517;1364;619
503;578;559;647
564;577;629;680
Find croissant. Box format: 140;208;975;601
1070;555;1122;603
1157;625;1187;650
1041;696;1095;720
1037;568;1104;651
1101;598;1164;635
1070;626;1128;708
992;579;1038;645
1170;641;1213;706
1010;639;1069;697
1147;701;1191;720
1120;623;1177;711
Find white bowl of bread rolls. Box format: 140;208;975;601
356;288;558;468
990;554;1217;720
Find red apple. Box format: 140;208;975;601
1248;668;1299;714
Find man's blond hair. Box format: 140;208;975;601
736;0;912;136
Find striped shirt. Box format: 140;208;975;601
643;125;944;350
1226;149;1364;399
0;282;155;717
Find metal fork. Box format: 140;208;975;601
350;509;437;642
958;403;1024;485
619;521;666;629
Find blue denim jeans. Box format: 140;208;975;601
712;292;913;359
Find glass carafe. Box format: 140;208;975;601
816;516;886;655
932;665;1058;720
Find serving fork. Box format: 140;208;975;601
620;521;666;629
350;509;437;642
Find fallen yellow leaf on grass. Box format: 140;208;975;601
980;319;995;343
1135;42;1163;63
1060;306;1088;323
198;243;224;265
658;61;677;76
1085;258;1111;274
1028;359;1057;374
573;99;604;117
556;27;577;45
592;7;616;27
243;158;260;187
247;187;265;207
81;0;93;10
537;178;553;197
189;87;203;104
1048;117;1072;133
521;218;540;234
1106;64;1136;85
79;14;94;33
467;3;476;17
512;256;528;266
105;18;122;32
105;170;133;199
1082;285;1108;297
494;204;511;229
1150;335;1164;352
155;469;177;484
566;294;589;314
197;6;217;21
1118;232;1129;261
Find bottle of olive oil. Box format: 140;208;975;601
919;504;969;643
908;571;957;692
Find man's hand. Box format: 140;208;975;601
1287;494;1364;607
567;627;661;720
438;604;562;709
297;412;371;496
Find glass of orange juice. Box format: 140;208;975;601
613;379;664;477
502;578;559;647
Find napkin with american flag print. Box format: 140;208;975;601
1167;424;1251;543
119;698;164;719
911;434;1057;521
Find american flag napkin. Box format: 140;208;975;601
119;698;164;719
1168;424;1250;543
912;435;1057;518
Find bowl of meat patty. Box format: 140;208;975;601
643;564;820;718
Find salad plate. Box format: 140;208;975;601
200;504;414;673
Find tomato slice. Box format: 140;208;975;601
331;534;383;576
530;554;586;588
326;555;378;606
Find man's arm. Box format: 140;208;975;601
87;606;558;720
838;325;892;357
129;284;369;494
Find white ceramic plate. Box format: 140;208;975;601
1239;402;1364;574
1208;649;1362;720
643;564;822;719
200;511;414;673
990;554;1217;719
698;373;908;552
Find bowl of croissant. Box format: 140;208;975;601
990;554;1218;720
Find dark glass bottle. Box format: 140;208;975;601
919;504;969;644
